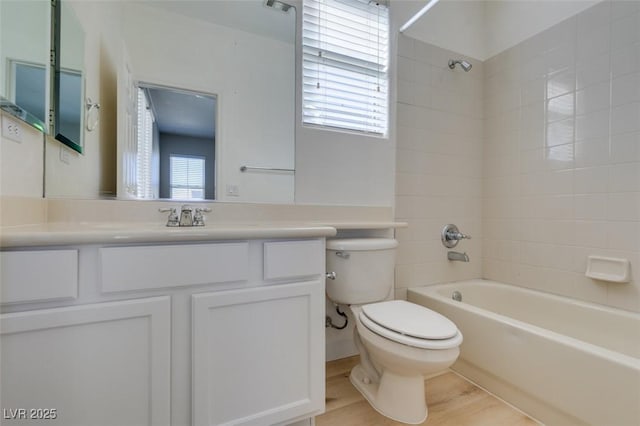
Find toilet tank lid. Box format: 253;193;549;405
326;238;398;251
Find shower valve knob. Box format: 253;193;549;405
441;224;471;248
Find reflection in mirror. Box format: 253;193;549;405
0;0;49;132
56;70;83;146
13;63;46;123
117;0;295;203
45;0;295;203
134;84;216;201
54;0;85;153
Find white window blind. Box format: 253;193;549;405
302;0;389;135
136;88;154;199
170;155;205;200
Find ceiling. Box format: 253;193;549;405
133;0;602;65
146;87;216;139
137;0;296;44
392;0;601;61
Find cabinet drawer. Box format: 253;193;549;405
263;240;324;280
1;250;78;304
100;243;249;292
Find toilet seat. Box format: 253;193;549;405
359;300;462;349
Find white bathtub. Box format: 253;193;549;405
408;279;640;426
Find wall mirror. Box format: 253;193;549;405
0;0;50;133
53;0;86;153
133;83;216;201
46;0;296;204
119;0;296;203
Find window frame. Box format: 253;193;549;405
301;0;390;137
169;154;207;201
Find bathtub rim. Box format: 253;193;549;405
408;279;640;371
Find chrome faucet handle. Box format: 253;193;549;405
449;231;471;240
193;207;212;226
159;207;179;227
441;224;471;248
179;205;194;227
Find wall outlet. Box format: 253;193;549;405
2;116;22;143
59;146;71;164
226;184;240;197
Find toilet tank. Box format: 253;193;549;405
326;238;398;305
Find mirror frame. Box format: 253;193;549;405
0;99;48;134
52;0;84;154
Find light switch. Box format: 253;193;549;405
226;184;240;196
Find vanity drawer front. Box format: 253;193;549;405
100;243;249;292
1;249;78;304
263;240;324;280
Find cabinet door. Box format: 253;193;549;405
193;281;325;426
1;297;171;426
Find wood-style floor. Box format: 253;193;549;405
316;356;539;426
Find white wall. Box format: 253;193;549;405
483;0;640;312
121;3;295;204
0;113;44;198
294;1;396;207
294;127;396;206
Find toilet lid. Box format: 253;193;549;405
361;300;458;340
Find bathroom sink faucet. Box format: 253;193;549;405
158;207;180;227
179;205;193;226
192;207;212;226
159;205;212;227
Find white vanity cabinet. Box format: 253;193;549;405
192;239;325;426
0;237;326;426
192;281;324;426
0;296;171;426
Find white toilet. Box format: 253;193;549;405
326;238;462;424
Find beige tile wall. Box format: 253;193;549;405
482;0;640;312
394;35;484;300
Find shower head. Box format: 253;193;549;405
448;59;472;72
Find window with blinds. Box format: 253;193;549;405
170;155;205;200
302;0;389;136
136;88;154;199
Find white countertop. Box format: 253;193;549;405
0;222;337;247
0;221;407;247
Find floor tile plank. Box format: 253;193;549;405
317;356;538;426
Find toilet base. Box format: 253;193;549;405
349;364;428;424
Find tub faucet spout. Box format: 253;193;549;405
448;251;469;262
